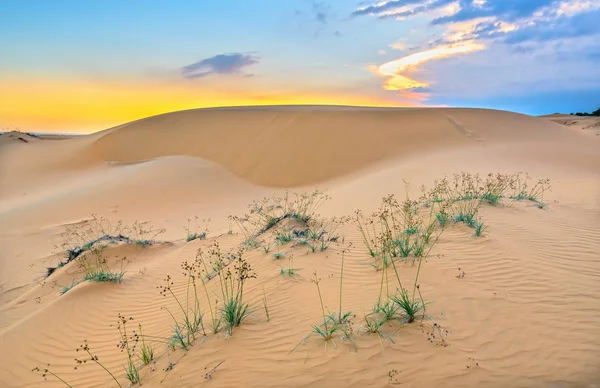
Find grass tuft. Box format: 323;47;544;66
473;219;486;237
390;286;426;324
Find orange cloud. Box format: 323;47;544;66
376;41;486;93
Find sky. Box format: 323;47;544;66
1;0;599;133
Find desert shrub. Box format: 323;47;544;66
184;216;210;242
78;247;127;283
229;189;330;248
356;190;447;271
50;215;165;277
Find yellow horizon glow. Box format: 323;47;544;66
377;41;486;91
0;76;413;134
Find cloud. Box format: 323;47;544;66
355;0;600;102
181;53;259;79
354;0;600;45
352;0;457;18
377;41;485;92
504;9;600;43
390;41;407;50
352;0;426;17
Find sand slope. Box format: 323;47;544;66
541;114;600;137
1;106;599;387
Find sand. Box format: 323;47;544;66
540;114;600;137
1;106;599;387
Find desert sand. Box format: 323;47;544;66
1;106;599;387
540;114;600;137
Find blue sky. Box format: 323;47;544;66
1;0;599;132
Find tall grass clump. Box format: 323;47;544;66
114;314;140;385
293;271;354;352
355;181;450;349
184;216;210;242
230;189;330;248
473;219;486;237
158;253;210;349
198;242;257;336
356;186;447;271
218;250;257;335
137;324;154;365
294;244;356;352
78;247;127;283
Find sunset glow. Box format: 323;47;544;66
1;0;598;132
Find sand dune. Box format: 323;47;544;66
541;114;600;137
1;106;599;387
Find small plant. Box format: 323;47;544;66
331;244;353;325
280;267;300;277
280;256;300;277
32;365;73;387
319;239;329;252
307;217;349;253
230;190;331;248
482;192;501;205
294;246;357;352
208;244;257;335
184;216;210;242
293;272;345;351
75;340;123;388
262;241;272;253
275;232;293;245
272;252;286;260
376;299;399;322
129;220;166;247
358;314;395;351
59;279;81;295
405;226;419;235
195;247;223;334
138;324;154;365
262;287;270;322
158;268;206;350
455;212;476;227
115;314;141;385
79;248;127;283
435;211;449;226
473;219;486;236
395;237;412;257
390;286;425;324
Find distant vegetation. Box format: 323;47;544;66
569;106;600;116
